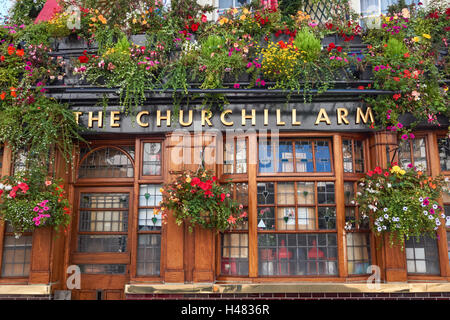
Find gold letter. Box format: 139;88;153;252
241;109;256;126
315;108;331;125
137;111;149;127
337;108;349;125
276;109;285;126
220;109;233;126
356;107;374;124
292;109;301;126
110;111;121;128
73;111;82;124
157;110;171;127
88;111;103;128
201;109;213;126
264;109;269;126
179;110;193;126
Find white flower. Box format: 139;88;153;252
377;227;382;232
428;215;434;220
368;204;378;211
423;210;428;215
436;221;441;226
0;183;3;189
350;200;355;205
382;225;387;230
384;214;389;219
418;197;423;202
4;185;12;191
387;183;392;188
403;206;408;211
356;192;362;196
378;217;384;222
441;214;446;219
447;216;450;221
359;183;365;187
432;204;438;210
421;203;427;207
383;208;388;212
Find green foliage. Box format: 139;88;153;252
353;165;449;248
160;168;247;233
293;28;321;62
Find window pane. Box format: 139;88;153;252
79;264;126;274
346;233;371;275
297;182;315;205
139;185;162;206
317;182;335;204
438;138;450;171
277;207;296;230
277;182;295;205
138;209;162;231
1;235;32;277
78;147;134;178
412;138;427;171
257;207;275;230
318;207;336;230
354;140;365;173
259;140;274;173
342;140;353;173
221;233;249;276
398;140;412;169
315;141;332;172
142;142;162;176
405;236;440;275
297;207;316;230
236;138;247;173
137;234;161;276
79;210;128;232
219;0;232;9
278;141;294;172
295;141;313;172
344;182;354;205
78;235;127;253
258;233;338;276
223;140;234;174
80;193;129;209
257;182;275;205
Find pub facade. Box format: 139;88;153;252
0;0;449;300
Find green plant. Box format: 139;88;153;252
293;28;321;62
352;164;449;248
0;169;71;236
159;168;247;232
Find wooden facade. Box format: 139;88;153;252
0;113;449;299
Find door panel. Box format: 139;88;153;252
70;187;133;300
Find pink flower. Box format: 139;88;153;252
396;122;403;129
233;83;240;89
401;134;408;140
409;133;415;139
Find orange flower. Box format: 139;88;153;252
0;92;5;100
417;171;423;176
429;183;436;189
10;87;16;97
7;46;15;55
15;49;24;57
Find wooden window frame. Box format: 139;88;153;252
139;139;164;182
437;135;450;174
397;134;431;174
341;136;368;176
257;137;335;177
220;135;249;178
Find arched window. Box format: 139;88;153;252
78;147;134;179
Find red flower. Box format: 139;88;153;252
0;55;4;61
15;49;24;57
374;166;382;174
0;92;5;100
191;23;199;32
336;46;343;52
393;93;401;100
220;193;226;202
190;177;200;186
78;55;89;63
367;171;374;177
327;43;335;52
17;182;29;193
357;86;365;90
384;171;389;177
393;77;400;82
278;41;287;49
7;46;15;55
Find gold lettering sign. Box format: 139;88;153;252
73;111;82;125
315;108;331;125
110;111;121;128
292;109;301;126
88;111;103;128
241;109;256;126
356;107;374;124
220;109;233;126
179;110;193;126
264;109;269;126
137;111;149;127
276;109;285;126
337;108;349;125
201;110;213;126
157;110;171;127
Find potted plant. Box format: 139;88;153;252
0;171;71;237
159;167;247;233
352;163;449;248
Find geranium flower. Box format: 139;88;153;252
227;215;237;224
78;55;89;63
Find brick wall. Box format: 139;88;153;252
126;292;450;300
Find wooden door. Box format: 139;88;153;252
70;187;133;300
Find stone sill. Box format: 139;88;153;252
0;284;51;295
125;282;450;295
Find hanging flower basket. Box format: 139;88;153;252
159;168;247;233
350;163;449;248
0;172;71;236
